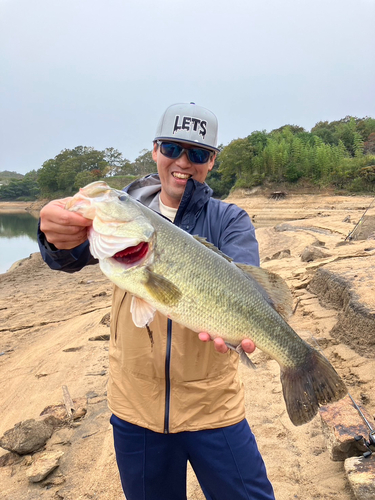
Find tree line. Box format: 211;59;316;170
1;115;375;201
207;116;375;197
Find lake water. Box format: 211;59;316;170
0;212;39;274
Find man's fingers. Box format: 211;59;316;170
40;201;92;229
241;339;256;354
44;229;89;249
198;333;228;353
198;332;211;342
213;338;229;353
39;198;92;250
41;220;90;236
198;333;256;355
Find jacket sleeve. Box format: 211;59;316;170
218;206;260;267
37;221;97;273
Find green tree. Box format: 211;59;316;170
37;146;109;195
364;133;375;155
0;174;39;200
218;137;256;188
132;149;156;176
103;147;132;176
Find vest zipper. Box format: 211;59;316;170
164;319;172;434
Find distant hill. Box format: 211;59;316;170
0;171;24;185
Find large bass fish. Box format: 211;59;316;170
66;181;347;426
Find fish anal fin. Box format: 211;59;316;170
130;295;156;328
144;269;182;306
193;236;233;262
225;342;257;370
280;348;347;426
236;264;293;320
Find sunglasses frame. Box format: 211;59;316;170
157;141;214;165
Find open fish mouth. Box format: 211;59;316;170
112;241;149;266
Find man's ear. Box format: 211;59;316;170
152;142;158;162
208;153;216;171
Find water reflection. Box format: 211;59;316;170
0;213;39;273
0;213;38;240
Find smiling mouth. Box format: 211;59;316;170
172;172;191;180
112;241;149;266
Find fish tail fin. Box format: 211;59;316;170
280;348;347;426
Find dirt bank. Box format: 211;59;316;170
0;193;374;499
0;200;47;216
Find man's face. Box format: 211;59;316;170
152;142;215;209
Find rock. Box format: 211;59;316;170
48;428;72;447
344;455;375;499
301;245;331;262
0;418;54;455
100;312;111;326
26;450;64;483
275;223;296;232
63;346;84;352
309;259;375;356
0;452;22;467
72;407;87;420
272;249;291;260
88;334;110;341
349;215;375;241
22;455;33;466
40;397;88;422
42;473;66;487
319;396;372;461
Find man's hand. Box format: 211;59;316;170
40;198;92;250
198;333;256;354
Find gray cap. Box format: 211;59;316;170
154;102;219;152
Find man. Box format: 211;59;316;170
38;103;275;499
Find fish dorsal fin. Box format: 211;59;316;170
236;264;293;320
144;269;182;306
193;236;233;263
130;296;156;327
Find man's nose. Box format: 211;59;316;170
175;151;192;168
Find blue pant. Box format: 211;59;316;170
110;415;275;500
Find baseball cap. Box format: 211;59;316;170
154;102;219;152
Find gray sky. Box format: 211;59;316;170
1;0;374;175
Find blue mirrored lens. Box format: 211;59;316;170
188;148;210;164
161;143;183;159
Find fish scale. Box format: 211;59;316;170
66;181;348;426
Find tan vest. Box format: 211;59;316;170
107;286;245;433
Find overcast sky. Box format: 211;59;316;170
1;0;374;175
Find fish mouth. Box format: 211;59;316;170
112;241;149;266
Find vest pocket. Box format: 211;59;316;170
110;287;127;343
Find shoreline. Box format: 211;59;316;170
0;200;46;214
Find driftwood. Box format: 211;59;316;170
62;385;75;417
270;191;287;200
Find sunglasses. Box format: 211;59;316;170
157;141;213;164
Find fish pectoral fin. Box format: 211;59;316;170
235;264;293;320
225;342;257;370
144;269;182;306
130;295;156;328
